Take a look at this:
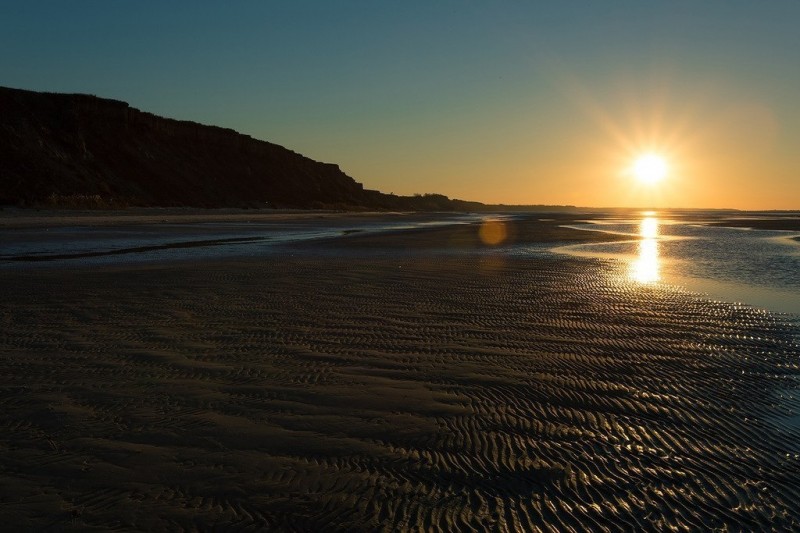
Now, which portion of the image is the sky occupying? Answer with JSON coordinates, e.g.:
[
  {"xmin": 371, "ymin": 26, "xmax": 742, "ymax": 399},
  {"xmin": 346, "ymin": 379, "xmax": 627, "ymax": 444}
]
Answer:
[{"xmin": 2, "ymin": 1, "xmax": 799, "ymax": 209}]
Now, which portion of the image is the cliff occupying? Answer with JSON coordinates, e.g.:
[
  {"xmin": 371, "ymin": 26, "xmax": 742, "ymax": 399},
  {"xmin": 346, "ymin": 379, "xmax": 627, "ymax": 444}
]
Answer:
[{"xmin": 0, "ymin": 86, "xmax": 482, "ymax": 210}]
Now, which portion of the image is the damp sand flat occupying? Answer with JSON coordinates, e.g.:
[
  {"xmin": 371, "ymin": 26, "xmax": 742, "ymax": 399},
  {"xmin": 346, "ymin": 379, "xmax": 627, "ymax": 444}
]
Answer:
[{"xmin": 1, "ymin": 218, "xmax": 799, "ymax": 530}]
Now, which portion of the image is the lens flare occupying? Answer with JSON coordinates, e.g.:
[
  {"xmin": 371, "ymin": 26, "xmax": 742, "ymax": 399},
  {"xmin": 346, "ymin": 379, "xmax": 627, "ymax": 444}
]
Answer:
[{"xmin": 479, "ymin": 219, "xmax": 507, "ymax": 246}]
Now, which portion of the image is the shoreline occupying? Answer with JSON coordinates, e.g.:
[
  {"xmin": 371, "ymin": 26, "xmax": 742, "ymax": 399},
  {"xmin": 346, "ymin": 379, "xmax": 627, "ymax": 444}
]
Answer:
[{"xmin": 0, "ymin": 213, "xmax": 629, "ymax": 267}]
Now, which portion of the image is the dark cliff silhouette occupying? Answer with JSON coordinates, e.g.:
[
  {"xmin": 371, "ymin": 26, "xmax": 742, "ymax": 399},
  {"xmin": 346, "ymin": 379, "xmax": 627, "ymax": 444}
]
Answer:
[{"xmin": 0, "ymin": 86, "xmax": 484, "ymax": 210}]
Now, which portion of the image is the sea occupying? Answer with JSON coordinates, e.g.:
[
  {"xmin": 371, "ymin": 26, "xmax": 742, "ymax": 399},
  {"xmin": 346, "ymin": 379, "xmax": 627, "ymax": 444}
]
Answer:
[
  {"xmin": 552, "ymin": 213, "xmax": 800, "ymax": 318},
  {"xmin": 2, "ymin": 211, "xmax": 799, "ymax": 320}
]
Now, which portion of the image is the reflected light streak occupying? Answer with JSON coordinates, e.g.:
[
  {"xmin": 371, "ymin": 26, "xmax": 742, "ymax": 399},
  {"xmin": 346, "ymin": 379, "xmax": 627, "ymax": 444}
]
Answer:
[
  {"xmin": 640, "ymin": 217, "xmax": 658, "ymax": 239},
  {"xmin": 630, "ymin": 216, "xmax": 660, "ymax": 283}
]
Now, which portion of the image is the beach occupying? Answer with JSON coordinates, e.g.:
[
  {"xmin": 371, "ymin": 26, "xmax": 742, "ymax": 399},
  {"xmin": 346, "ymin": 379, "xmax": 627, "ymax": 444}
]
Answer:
[{"xmin": 1, "ymin": 213, "xmax": 798, "ymax": 530}]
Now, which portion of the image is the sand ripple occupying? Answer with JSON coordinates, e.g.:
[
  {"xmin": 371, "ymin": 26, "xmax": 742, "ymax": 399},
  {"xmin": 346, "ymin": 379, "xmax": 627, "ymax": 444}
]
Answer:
[{"xmin": 1, "ymin": 253, "xmax": 798, "ymax": 530}]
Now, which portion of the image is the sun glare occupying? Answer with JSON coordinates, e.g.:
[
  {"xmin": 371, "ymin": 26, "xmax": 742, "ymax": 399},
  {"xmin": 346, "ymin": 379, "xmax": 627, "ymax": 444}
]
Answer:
[{"xmin": 632, "ymin": 153, "xmax": 668, "ymax": 185}]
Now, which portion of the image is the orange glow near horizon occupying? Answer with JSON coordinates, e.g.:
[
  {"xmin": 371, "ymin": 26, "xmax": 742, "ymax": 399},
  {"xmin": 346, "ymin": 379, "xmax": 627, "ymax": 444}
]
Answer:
[{"xmin": 328, "ymin": 77, "xmax": 797, "ymax": 210}]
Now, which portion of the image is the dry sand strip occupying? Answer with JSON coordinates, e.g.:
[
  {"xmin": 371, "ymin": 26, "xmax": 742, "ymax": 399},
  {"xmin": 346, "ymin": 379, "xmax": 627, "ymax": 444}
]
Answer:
[
  {"xmin": 1, "ymin": 218, "xmax": 799, "ymax": 531},
  {"xmin": 0, "ymin": 208, "xmax": 418, "ymax": 229}
]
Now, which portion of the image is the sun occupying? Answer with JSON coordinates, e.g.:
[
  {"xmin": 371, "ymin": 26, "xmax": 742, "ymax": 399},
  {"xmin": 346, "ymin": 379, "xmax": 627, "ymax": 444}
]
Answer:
[{"xmin": 632, "ymin": 153, "xmax": 668, "ymax": 184}]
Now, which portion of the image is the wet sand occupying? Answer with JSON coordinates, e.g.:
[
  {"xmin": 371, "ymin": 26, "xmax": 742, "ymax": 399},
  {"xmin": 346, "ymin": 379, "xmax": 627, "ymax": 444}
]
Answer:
[{"xmin": 1, "ymin": 216, "xmax": 799, "ymax": 530}]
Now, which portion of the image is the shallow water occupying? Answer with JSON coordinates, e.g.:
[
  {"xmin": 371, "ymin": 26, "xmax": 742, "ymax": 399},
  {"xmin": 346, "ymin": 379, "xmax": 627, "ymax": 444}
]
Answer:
[
  {"xmin": 555, "ymin": 216, "xmax": 800, "ymax": 317},
  {"xmin": 0, "ymin": 214, "xmax": 485, "ymax": 267}
]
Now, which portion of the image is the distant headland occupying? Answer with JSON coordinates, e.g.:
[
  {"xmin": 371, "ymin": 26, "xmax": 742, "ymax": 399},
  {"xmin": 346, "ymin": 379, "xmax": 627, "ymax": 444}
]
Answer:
[{"xmin": 0, "ymin": 86, "xmax": 578, "ymax": 212}]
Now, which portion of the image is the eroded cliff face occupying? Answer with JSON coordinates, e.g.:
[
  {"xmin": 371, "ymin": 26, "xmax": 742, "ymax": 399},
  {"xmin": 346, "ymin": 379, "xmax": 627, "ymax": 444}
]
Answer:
[{"xmin": 0, "ymin": 87, "xmax": 369, "ymax": 208}]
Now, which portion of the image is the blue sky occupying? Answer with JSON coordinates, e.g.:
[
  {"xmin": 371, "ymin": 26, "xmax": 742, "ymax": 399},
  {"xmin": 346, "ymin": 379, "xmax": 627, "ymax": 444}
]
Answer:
[{"xmin": 3, "ymin": 1, "xmax": 799, "ymax": 208}]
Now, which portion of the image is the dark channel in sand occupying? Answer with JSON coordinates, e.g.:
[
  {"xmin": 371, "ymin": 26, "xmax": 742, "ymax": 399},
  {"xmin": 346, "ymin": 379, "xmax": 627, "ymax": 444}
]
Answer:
[
  {"xmin": 1, "ymin": 236, "xmax": 266, "ymax": 262},
  {"xmin": 1, "ymin": 214, "xmax": 798, "ymax": 530}
]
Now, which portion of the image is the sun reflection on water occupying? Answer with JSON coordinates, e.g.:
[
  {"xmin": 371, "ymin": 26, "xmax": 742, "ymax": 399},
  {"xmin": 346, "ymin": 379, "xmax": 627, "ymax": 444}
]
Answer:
[{"xmin": 630, "ymin": 216, "xmax": 660, "ymax": 283}]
